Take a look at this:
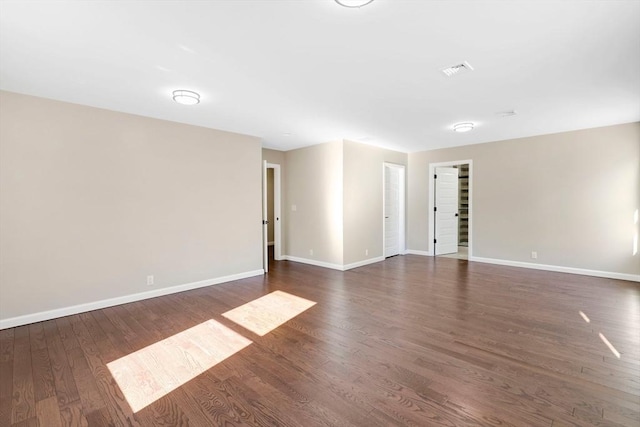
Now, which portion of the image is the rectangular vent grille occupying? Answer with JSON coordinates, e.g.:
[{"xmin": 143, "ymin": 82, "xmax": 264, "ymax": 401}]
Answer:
[{"xmin": 441, "ymin": 61, "xmax": 474, "ymax": 77}]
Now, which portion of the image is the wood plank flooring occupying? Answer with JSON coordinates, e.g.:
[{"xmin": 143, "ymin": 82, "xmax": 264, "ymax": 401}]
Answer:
[{"xmin": 1, "ymin": 255, "xmax": 639, "ymax": 426}]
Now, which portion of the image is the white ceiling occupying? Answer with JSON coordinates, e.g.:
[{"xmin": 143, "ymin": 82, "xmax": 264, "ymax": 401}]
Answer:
[{"xmin": 1, "ymin": 0, "xmax": 638, "ymax": 153}]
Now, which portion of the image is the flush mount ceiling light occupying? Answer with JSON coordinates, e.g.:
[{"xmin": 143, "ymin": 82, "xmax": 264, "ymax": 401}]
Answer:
[
  {"xmin": 172, "ymin": 90, "xmax": 200, "ymax": 105},
  {"xmin": 335, "ymin": 0, "xmax": 375, "ymax": 8},
  {"xmin": 453, "ymin": 122, "xmax": 475, "ymax": 133}
]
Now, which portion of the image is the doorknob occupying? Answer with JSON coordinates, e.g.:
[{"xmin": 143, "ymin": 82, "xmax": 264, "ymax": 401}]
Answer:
[{"xmin": 455, "ymin": 213, "xmax": 459, "ymax": 217}]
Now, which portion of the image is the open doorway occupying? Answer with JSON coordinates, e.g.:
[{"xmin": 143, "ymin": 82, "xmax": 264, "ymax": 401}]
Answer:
[
  {"xmin": 428, "ymin": 160, "xmax": 472, "ymax": 260},
  {"xmin": 262, "ymin": 162, "xmax": 281, "ymax": 273}
]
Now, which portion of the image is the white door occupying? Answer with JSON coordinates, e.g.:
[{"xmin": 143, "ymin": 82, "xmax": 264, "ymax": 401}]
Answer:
[
  {"xmin": 384, "ymin": 165, "xmax": 400, "ymax": 257},
  {"xmin": 435, "ymin": 167, "xmax": 459, "ymax": 255},
  {"xmin": 262, "ymin": 160, "xmax": 268, "ymax": 273}
]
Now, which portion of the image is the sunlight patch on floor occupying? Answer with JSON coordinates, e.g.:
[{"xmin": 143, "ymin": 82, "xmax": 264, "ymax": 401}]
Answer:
[
  {"xmin": 578, "ymin": 311, "xmax": 590, "ymax": 323},
  {"xmin": 598, "ymin": 333, "xmax": 621, "ymax": 359},
  {"xmin": 222, "ymin": 290, "xmax": 316, "ymax": 336},
  {"xmin": 107, "ymin": 319, "xmax": 252, "ymax": 412}
]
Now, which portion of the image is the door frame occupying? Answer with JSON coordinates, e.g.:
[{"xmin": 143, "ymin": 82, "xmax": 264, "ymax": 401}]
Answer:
[
  {"xmin": 263, "ymin": 162, "xmax": 283, "ymax": 273},
  {"xmin": 383, "ymin": 162, "xmax": 406, "ymax": 257},
  {"xmin": 428, "ymin": 159, "xmax": 473, "ymax": 257},
  {"xmin": 262, "ymin": 160, "xmax": 268, "ymax": 273},
  {"xmin": 267, "ymin": 163, "xmax": 282, "ymax": 261}
]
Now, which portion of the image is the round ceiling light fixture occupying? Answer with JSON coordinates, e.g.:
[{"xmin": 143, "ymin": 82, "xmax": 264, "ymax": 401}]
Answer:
[
  {"xmin": 172, "ymin": 90, "xmax": 200, "ymax": 105},
  {"xmin": 335, "ymin": 0, "xmax": 375, "ymax": 8},
  {"xmin": 453, "ymin": 122, "xmax": 475, "ymax": 133}
]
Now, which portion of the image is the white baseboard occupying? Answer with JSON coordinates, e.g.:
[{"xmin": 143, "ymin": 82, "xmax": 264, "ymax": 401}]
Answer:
[
  {"xmin": 469, "ymin": 256, "xmax": 640, "ymax": 282},
  {"xmin": 0, "ymin": 269, "xmax": 265, "ymax": 330},
  {"xmin": 281, "ymin": 255, "xmax": 385, "ymax": 271},
  {"xmin": 343, "ymin": 256, "xmax": 385, "ymax": 271},
  {"xmin": 281, "ymin": 256, "xmax": 344, "ymax": 271},
  {"xmin": 405, "ymin": 249, "xmax": 432, "ymax": 256}
]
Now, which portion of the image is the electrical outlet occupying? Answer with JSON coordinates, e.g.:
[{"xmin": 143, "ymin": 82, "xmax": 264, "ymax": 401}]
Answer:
[
  {"xmin": 147, "ymin": 275, "xmax": 154, "ymax": 286},
  {"xmin": 365, "ymin": 249, "xmax": 369, "ymax": 256},
  {"xmin": 531, "ymin": 251, "xmax": 537, "ymax": 259},
  {"xmin": 309, "ymin": 249, "xmax": 313, "ymax": 256},
  {"xmin": 291, "ymin": 205, "xmax": 297, "ymax": 211}
]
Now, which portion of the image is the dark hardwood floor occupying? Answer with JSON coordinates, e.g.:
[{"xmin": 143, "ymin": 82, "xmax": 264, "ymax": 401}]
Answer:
[{"xmin": 1, "ymin": 254, "xmax": 639, "ymax": 426}]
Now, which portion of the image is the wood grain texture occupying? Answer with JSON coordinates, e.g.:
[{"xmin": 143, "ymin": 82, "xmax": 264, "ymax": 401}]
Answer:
[
  {"xmin": 58, "ymin": 401, "xmax": 89, "ymax": 427},
  {"xmin": 2, "ymin": 254, "xmax": 639, "ymax": 426},
  {"xmin": 0, "ymin": 328, "xmax": 15, "ymax": 426},
  {"xmin": 35, "ymin": 395, "xmax": 63, "ymax": 427},
  {"xmin": 11, "ymin": 326, "xmax": 34, "ymax": 423},
  {"xmin": 42, "ymin": 321, "xmax": 80, "ymax": 410},
  {"xmin": 29, "ymin": 323, "xmax": 55, "ymax": 403}
]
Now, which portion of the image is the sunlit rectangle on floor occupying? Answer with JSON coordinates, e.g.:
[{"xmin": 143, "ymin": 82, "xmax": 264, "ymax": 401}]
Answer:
[
  {"xmin": 579, "ymin": 310, "xmax": 590, "ymax": 323},
  {"xmin": 107, "ymin": 319, "xmax": 252, "ymax": 412},
  {"xmin": 598, "ymin": 332, "xmax": 621, "ymax": 359},
  {"xmin": 222, "ymin": 290, "xmax": 316, "ymax": 336}
]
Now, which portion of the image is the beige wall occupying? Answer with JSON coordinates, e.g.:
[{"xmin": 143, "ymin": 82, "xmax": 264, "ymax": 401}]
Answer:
[
  {"xmin": 4, "ymin": 91, "xmax": 633, "ymax": 326},
  {"xmin": 408, "ymin": 122, "xmax": 640, "ymax": 276},
  {"xmin": 284, "ymin": 140, "xmax": 406, "ymax": 268},
  {"xmin": 262, "ymin": 148, "xmax": 285, "ymax": 166},
  {"xmin": 0, "ymin": 91, "xmax": 263, "ymax": 322},
  {"xmin": 284, "ymin": 141, "xmax": 344, "ymax": 266},
  {"xmin": 343, "ymin": 140, "xmax": 407, "ymax": 265}
]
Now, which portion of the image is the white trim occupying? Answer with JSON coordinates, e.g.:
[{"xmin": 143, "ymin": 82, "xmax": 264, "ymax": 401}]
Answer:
[
  {"xmin": 469, "ymin": 256, "xmax": 640, "ymax": 282},
  {"xmin": 343, "ymin": 256, "xmax": 385, "ymax": 271},
  {"xmin": 383, "ymin": 162, "xmax": 406, "ymax": 258},
  {"xmin": 405, "ymin": 249, "xmax": 431, "ymax": 256},
  {"xmin": 282, "ymin": 255, "xmax": 344, "ymax": 271},
  {"xmin": 262, "ymin": 160, "xmax": 268, "ymax": 273},
  {"xmin": 282, "ymin": 255, "xmax": 385, "ymax": 271},
  {"xmin": 268, "ymin": 241, "xmax": 274, "ymax": 246},
  {"xmin": 266, "ymin": 163, "xmax": 282, "ymax": 261},
  {"xmin": 0, "ymin": 269, "xmax": 264, "ymax": 330},
  {"xmin": 429, "ymin": 160, "xmax": 472, "ymax": 258}
]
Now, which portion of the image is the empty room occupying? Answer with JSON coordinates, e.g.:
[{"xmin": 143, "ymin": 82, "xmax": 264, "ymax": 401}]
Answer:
[{"xmin": 0, "ymin": 1, "xmax": 638, "ymax": 426}]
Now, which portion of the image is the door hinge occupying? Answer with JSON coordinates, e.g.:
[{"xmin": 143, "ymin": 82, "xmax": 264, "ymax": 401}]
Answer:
[
  {"xmin": 434, "ymin": 174, "xmax": 437, "ymax": 179},
  {"xmin": 434, "ymin": 239, "xmax": 437, "ymax": 244},
  {"xmin": 434, "ymin": 207, "xmax": 437, "ymax": 212},
  {"xmin": 262, "ymin": 220, "xmax": 268, "ymax": 225}
]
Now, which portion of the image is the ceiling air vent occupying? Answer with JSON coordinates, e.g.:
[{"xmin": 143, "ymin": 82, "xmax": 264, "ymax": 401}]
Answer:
[{"xmin": 441, "ymin": 61, "xmax": 474, "ymax": 77}]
